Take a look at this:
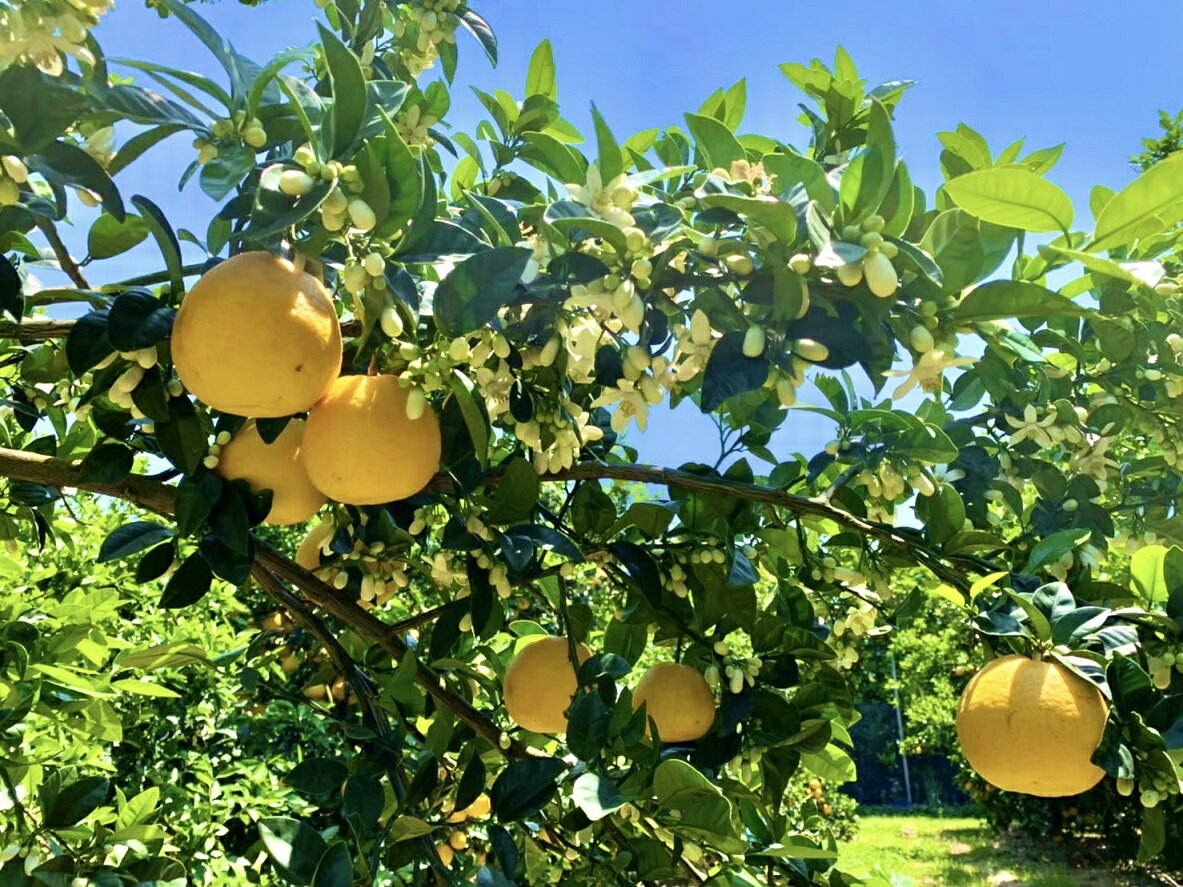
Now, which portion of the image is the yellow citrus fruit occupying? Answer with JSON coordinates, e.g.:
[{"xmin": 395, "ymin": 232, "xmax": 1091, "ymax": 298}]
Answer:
[
  {"xmin": 301, "ymin": 374, "xmax": 441, "ymax": 505},
  {"xmin": 447, "ymin": 793, "xmax": 491, "ymax": 823},
  {"xmin": 172, "ymin": 251, "xmax": 342, "ymax": 417},
  {"xmin": 503, "ymin": 636, "xmax": 590, "ymax": 734},
  {"xmin": 956, "ymin": 654, "xmax": 1108, "ymax": 797},
  {"xmin": 632, "ymin": 662, "xmax": 716, "ymax": 742},
  {"xmin": 447, "ymin": 831, "xmax": 468, "ymax": 851},
  {"xmin": 435, "ymin": 842, "xmax": 454, "ymax": 867},
  {"xmin": 215, "ymin": 419, "xmax": 324, "ymax": 525}
]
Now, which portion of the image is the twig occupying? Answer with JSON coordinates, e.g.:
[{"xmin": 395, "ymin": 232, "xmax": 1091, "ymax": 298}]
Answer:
[{"xmin": 35, "ymin": 217, "xmax": 89, "ymax": 289}]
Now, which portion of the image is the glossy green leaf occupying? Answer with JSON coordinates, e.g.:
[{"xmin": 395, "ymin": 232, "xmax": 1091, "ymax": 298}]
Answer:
[{"xmin": 944, "ymin": 168, "xmax": 1073, "ymax": 232}]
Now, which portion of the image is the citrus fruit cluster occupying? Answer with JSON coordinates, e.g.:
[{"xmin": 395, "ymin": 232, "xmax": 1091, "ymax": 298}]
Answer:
[
  {"xmin": 503, "ymin": 636, "xmax": 717, "ymax": 742},
  {"xmin": 171, "ymin": 251, "xmax": 442, "ymax": 522}
]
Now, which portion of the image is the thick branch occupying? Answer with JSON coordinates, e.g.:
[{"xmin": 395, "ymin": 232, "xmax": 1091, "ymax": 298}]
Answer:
[{"xmin": 0, "ymin": 318, "xmax": 81, "ymax": 341}]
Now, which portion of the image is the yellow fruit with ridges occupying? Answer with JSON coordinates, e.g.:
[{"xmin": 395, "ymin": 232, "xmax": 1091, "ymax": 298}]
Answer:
[
  {"xmin": 503, "ymin": 636, "xmax": 590, "ymax": 734},
  {"xmin": 301, "ymin": 375, "xmax": 441, "ymax": 505},
  {"xmin": 633, "ymin": 662, "xmax": 717, "ymax": 742},
  {"xmin": 215, "ymin": 419, "xmax": 324, "ymax": 525},
  {"xmin": 172, "ymin": 252, "xmax": 342, "ymax": 417},
  {"xmin": 956, "ymin": 655, "xmax": 1108, "ymax": 797}
]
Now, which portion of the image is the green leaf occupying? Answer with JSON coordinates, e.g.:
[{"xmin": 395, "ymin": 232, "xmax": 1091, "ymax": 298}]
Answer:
[
  {"xmin": 566, "ymin": 690, "xmax": 611, "ymax": 759},
  {"xmin": 894, "ymin": 423, "xmax": 958, "ymax": 464},
  {"xmin": 106, "ymin": 289, "xmax": 175, "ymax": 350},
  {"xmin": 45, "ymin": 776, "xmax": 109, "ymax": 827},
  {"xmin": 387, "ymin": 815, "xmax": 434, "ymax": 842},
  {"xmin": 111, "ymin": 678, "xmax": 181, "ymax": 698},
  {"xmin": 36, "ymin": 140, "xmax": 125, "ymax": 221},
  {"xmin": 115, "ymin": 641, "xmax": 207, "ymax": 670},
  {"xmin": 1130, "ymin": 545, "xmax": 1170, "ymax": 603},
  {"xmin": 199, "ymin": 143, "xmax": 256, "ymax": 201},
  {"xmin": 130, "ymin": 195, "xmax": 184, "ymax": 302},
  {"xmin": 525, "ymin": 40, "xmax": 556, "ymax": 100},
  {"xmin": 943, "ymin": 168, "xmax": 1073, "ymax": 233},
  {"xmin": 98, "ymin": 521, "xmax": 175, "ymax": 563},
  {"xmin": 1026, "ymin": 527, "xmax": 1091, "ymax": 573},
  {"xmin": 458, "ymin": 8, "xmax": 497, "ymax": 65},
  {"xmin": 78, "ymin": 443, "xmax": 134, "ymax": 485},
  {"xmin": 697, "ymin": 194, "xmax": 796, "ymax": 243},
  {"xmin": 162, "ymin": 0, "xmax": 249, "ymax": 100},
  {"xmin": 684, "ymin": 112, "xmax": 746, "ymax": 171},
  {"xmin": 590, "ymin": 103, "xmax": 623, "ymax": 184},
  {"xmin": 800, "ymin": 745, "xmax": 857, "ymax": 784},
  {"xmin": 259, "ymin": 816, "xmax": 327, "ymax": 886},
  {"xmin": 484, "ymin": 457, "xmax": 540, "ymax": 525},
  {"xmin": 700, "ymin": 332, "xmax": 769, "ymax": 413},
  {"xmin": 490, "ymin": 757, "xmax": 565, "ymax": 821},
  {"xmin": 1138, "ymin": 806, "xmax": 1165, "ymax": 864},
  {"xmin": 312, "ymin": 843, "xmax": 352, "ymax": 887},
  {"xmin": 286, "ymin": 758, "xmax": 348, "ymax": 796},
  {"xmin": 88, "ymin": 213, "xmax": 150, "ymax": 260},
  {"xmin": 1091, "ymin": 151, "xmax": 1183, "ymax": 251},
  {"xmin": 571, "ymin": 773, "xmax": 629, "ymax": 821},
  {"xmin": 158, "ymin": 552, "xmax": 213, "ymax": 609},
  {"xmin": 954, "ymin": 281, "xmax": 1090, "ymax": 323},
  {"xmin": 433, "ymin": 246, "xmax": 530, "ymax": 336},
  {"xmin": 316, "ymin": 23, "xmax": 369, "ymax": 157}
]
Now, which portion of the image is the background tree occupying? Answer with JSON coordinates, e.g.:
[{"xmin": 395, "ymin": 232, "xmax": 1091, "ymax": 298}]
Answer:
[{"xmin": 1, "ymin": 1, "xmax": 1183, "ymax": 885}]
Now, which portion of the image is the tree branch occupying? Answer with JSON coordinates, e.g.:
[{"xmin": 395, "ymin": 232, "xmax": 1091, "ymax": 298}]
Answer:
[
  {"xmin": 0, "ymin": 318, "xmax": 79, "ymax": 341},
  {"xmin": 35, "ymin": 218, "xmax": 89, "ymax": 290},
  {"xmin": 0, "ymin": 446, "xmax": 527, "ymax": 760}
]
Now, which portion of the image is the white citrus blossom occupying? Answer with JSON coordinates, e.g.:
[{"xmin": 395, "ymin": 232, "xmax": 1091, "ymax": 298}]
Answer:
[
  {"xmin": 592, "ymin": 379, "xmax": 650, "ymax": 433},
  {"xmin": 566, "ymin": 163, "xmax": 636, "ymax": 229},
  {"xmin": 1004, "ymin": 404, "xmax": 1059, "ymax": 449},
  {"xmin": 885, "ymin": 346, "xmax": 975, "ymax": 399}
]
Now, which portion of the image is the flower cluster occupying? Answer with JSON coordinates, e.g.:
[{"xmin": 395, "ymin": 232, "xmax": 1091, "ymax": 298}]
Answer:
[
  {"xmin": 391, "ymin": 0, "xmax": 463, "ymax": 77},
  {"xmin": 0, "ymin": 0, "xmax": 112, "ymax": 75}
]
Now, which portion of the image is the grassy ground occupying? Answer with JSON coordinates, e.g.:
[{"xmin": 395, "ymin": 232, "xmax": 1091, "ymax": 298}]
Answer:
[{"xmin": 840, "ymin": 814, "xmax": 1166, "ymax": 886}]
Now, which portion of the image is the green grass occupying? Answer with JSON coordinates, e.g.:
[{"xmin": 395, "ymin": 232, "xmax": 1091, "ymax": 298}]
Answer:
[{"xmin": 840, "ymin": 814, "xmax": 1160, "ymax": 886}]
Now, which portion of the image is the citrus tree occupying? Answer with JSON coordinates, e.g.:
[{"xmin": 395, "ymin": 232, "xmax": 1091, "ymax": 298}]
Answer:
[{"xmin": 1, "ymin": 1, "xmax": 1183, "ymax": 884}]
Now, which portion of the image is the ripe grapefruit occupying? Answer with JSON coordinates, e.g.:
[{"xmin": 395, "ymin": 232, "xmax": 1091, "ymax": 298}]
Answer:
[
  {"xmin": 503, "ymin": 636, "xmax": 590, "ymax": 734},
  {"xmin": 172, "ymin": 251, "xmax": 342, "ymax": 417},
  {"xmin": 956, "ymin": 654, "xmax": 1108, "ymax": 797},
  {"xmin": 301, "ymin": 374, "xmax": 441, "ymax": 505},
  {"xmin": 216, "ymin": 419, "xmax": 324, "ymax": 525},
  {"xmin": 633, "ymin": 662, "xmax": 716, "ymax": 742}
]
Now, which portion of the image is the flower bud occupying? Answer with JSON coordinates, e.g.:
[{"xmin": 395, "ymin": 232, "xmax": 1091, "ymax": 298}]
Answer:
[
  {"xmin": 1116, "ymin": 778, "xmax": 1135, "ymax": 797},
  {"xmin": 347, "ymin": 199, "xmax": 377, "ymax": 232},
  {"xmin": 862, "ymin": 214, "xmax": 886, "ymax": 233},
  {"xmin": 448, "ymin": 338, "xmax": 471, "ymax": 362},
  {"xmin": 294, "ymin": 143, "xmax": 317, "ymax": 167},
  {"xmin": 864, "ymin": 252, "xmax": 898, "ymax": 298},
  {"xmin": 690, "ymin": 309, "xmax": 712, "ymax": 345},
  {"xmin": 278, "ymin": 170, "xmax": 315, "ymax": 197},
  {"xmin": 742, "ymin": 325, "xmax": 766, "ymax": 358},
  {"xmin": 724, "ymin": 253, "xmax": 754, "ymax": 276},
  {"xmin": 909, "ymin": 325, "xmax": 934, "ymax": 353},
  {"xmin": 859, "ymin": 231, "xmax": 883, "ymax": 250},
  {"xmin": 323, "ymin": 188, "xmax": 349, "ymax": 215},
  {"xmin": 1, "ymin": 156, "xmax": 28, "ymax": 183},
  {"xmin": 776, "ymin": 378, "xmax": 797, "ymax": 407},
  {"xmin": 879, "ymin": 240, "xmax": 899, "ymax": 259},
  {"xmin": 243, "ymin": 125, "xmax": 267, "ymax": 148},
  {"xmin": 405, "ymin": 387, "xmax": 427, "ymax": 420},
  {"xmin": 792, "ymin": 338, "xmax": 829, "ymax": 362},
  {"xmin": 538, "ymin": 336, "xmax": 561, "ymax": 367},
  {"xmin": 836, "ymin": 261, "xmax": 863, "ymax": 287},
  {"xmin": 342, "ymin": 264, "xmax": 368, "ymax": 295},
  {"xmin": 0, "ymin": 179, "xmax": 20, "ymax": 207},
  {"xmin": 373, "ymin": 306, "xmax": 402, "ymax": 341},
  {"xmin": 788, "ymin": 252, "xmax": 812, "ymax": 274}
]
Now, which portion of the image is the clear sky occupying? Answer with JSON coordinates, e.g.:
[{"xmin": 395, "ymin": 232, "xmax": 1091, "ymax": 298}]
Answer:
[{"xmin": 70, "ymin": 0, "xmax": 1183, "ymax": 468}]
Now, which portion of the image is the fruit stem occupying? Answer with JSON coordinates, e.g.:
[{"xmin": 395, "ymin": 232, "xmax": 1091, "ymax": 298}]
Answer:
[{"xmin": 367, "ymin": 354, "xmax": 378, "ymax": 376}]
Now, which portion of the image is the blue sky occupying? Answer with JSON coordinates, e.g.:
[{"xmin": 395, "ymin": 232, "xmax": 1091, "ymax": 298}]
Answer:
[{"xmin": 68, "ymin": 0, "xmax": 1182, "ymax": 468}]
